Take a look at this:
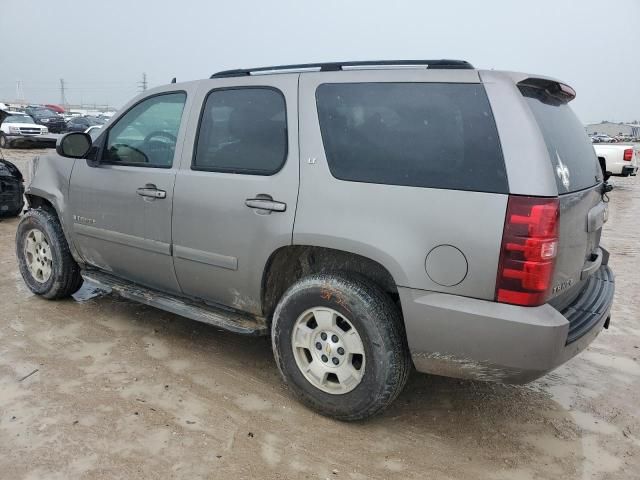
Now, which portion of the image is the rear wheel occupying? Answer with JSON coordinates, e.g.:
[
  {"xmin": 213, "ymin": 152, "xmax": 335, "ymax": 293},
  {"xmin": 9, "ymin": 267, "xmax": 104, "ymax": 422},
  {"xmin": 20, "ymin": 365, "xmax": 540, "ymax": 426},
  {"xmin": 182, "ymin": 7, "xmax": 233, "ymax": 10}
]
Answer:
[
  {"xmin": 15, "ymin": 208, "xmax": 83, "ymax": 299},
  {"xmin": 272, "ymin": 273, "xmax": 411, "ymax": 421}
]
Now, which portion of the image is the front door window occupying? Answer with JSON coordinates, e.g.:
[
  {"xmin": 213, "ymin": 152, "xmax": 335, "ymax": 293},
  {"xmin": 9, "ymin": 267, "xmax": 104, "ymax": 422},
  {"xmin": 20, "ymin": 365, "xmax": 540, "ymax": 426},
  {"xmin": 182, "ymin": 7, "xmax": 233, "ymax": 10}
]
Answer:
[{"xmin": 104, "ymin": 92, "xmax": 186, "ymax": 168}]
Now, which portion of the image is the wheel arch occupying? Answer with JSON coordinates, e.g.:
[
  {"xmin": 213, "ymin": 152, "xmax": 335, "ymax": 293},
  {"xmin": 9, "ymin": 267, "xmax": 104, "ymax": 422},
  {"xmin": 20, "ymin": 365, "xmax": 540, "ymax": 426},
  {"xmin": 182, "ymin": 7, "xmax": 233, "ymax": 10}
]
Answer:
[
  {"xmin": 261, "ymin": 245, "xmax": 401, "ymax": 321},
  {"xmin": 25, "ymin": 192, "xmax": 84, "ymax": 265},
  {"xmin": 26, "ymin": 193, "xmax": 57, "ymax": 214}
]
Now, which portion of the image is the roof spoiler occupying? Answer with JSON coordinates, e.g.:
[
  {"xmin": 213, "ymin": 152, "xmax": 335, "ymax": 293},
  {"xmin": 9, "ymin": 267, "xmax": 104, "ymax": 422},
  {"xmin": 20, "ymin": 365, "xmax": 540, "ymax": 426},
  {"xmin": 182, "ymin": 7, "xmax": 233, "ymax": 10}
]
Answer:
[{"xmin": 517, "ymin": 77, "xmax": 576, "ymax": 103}]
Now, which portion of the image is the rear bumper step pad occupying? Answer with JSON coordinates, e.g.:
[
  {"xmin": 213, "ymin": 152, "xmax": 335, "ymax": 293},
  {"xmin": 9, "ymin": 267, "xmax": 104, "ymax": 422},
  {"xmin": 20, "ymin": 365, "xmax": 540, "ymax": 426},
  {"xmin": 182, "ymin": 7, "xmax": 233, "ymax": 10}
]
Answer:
[{"xmin": 561, "ymin": 265, "xmax": 614, "ymax": 344}]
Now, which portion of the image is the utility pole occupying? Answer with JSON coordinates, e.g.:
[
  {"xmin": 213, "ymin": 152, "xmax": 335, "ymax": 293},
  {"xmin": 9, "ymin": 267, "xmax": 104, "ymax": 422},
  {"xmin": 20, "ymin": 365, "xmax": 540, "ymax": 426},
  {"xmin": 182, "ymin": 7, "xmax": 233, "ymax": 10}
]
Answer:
[
  {"xmin": 138, "ymin": 73, "xmax": 148, "ymax": 92},
  {"xmin": 59, "ymin": 78, "xmax": 68, "ymax": 109},
  {"xmin": 16, "ymin": 80, "xmax": 25, "ymax": 104}
]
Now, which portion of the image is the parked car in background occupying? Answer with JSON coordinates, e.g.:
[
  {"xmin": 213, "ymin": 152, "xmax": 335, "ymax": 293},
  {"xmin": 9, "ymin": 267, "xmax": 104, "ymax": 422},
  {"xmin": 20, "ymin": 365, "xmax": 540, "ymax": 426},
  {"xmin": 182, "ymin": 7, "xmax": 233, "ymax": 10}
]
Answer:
[
  {"xmin": 594, "ymin": 144, "xmax": 638, "ymax": 176},
  {"xmin": 66, "ymin": 115, "xmax": 105, "ymax": 132},
  {"xmin": 0, "ymin": 110, "xmax": 48, "ymax": 148},
  {"xmin": 44, "ymin": 104, "xmax": 65, "ymax": 114},
  {"xmin": 25, "ymin": 106, "xmax": 66, "ymax": 133},
  {"xmin": 592, "ymin": 134, "xmax": 614, "ymax": 143},
  {"xmin": 17, "ymin": 60, "xmax": 615, "ymax": 420}
]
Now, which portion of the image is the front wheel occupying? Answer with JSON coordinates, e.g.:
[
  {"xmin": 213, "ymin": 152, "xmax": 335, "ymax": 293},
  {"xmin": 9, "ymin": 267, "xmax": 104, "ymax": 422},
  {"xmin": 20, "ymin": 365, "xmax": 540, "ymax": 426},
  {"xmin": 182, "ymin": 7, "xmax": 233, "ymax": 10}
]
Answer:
[
  {"xmin": 272, "ymin": 273, "xmax": 411, "ymax": 421},
  {"xmin": 0, "ymin": 133, "xmax": 9, "ymax": 149},
  {"xmin": 15, "ymin": 208, "xmax": 83, "ymax": 299}
]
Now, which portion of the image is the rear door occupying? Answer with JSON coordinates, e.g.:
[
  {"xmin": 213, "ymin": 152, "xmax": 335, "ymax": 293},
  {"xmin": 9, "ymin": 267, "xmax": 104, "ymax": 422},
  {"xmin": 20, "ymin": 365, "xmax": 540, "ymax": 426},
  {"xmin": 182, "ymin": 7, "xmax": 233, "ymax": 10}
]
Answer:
[
  {"xmin": 171, "ymin": 74, "xmax": 299, "ymax": 315},
  {"xmin": 518, "ymin": 82, "xmax": 606, "ymax": 307}
]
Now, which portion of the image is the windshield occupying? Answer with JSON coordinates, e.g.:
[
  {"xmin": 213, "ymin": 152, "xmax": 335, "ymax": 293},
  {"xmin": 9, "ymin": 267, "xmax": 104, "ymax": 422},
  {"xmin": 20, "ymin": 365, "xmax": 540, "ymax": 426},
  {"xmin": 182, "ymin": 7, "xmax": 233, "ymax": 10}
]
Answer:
[{"xmin": 5, "ymin": 115, "xmax": 34, "ymax": 124}]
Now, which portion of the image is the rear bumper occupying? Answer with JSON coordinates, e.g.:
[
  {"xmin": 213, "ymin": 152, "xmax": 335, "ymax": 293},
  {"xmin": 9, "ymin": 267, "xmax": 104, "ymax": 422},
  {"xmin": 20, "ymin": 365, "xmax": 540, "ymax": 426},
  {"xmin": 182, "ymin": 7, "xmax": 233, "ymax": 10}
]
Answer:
[
  {"xmin": 399, "ymin": 264, "xmax": 615, "ymax": 384},
  {"xmin": 621, "ymin": 165, "xmax": 637, "ymax": 176}
]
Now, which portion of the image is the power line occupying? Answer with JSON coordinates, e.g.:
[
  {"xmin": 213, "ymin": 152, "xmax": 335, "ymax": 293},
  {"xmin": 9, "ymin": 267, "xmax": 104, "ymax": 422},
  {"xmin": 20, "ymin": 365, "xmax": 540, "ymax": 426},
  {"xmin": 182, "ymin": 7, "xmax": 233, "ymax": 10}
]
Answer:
[
  {"xmin": 138, "ymin": 72, "xmax": 148, "ymax": 92},
  {"xmin": 2, "ymin": 75, "xmax": 144, "ymax": 106},
  {"xmin": 60, "ymin": 78, "xmax": 68, "ymax": 108},
  {"xmin": 16, "ymin": 80, "xmax": 25, "ymax": 102}
]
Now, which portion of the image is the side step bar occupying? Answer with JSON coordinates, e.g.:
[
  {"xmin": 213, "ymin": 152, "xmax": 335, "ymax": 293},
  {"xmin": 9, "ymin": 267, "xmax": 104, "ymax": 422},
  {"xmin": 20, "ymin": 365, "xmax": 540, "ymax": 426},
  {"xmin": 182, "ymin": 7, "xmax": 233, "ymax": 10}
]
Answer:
[{"xmin": 81, "ymin": 270, "xmax": 268, "ymax": 336}]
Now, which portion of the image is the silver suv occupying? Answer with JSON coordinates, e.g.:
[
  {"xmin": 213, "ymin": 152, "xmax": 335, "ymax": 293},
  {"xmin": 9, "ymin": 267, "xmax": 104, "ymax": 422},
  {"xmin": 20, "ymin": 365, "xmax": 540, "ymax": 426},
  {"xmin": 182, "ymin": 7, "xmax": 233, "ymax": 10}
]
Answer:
[{"xmin": 16, "ymin": 60, "xmax": 615, "ymax": 420}]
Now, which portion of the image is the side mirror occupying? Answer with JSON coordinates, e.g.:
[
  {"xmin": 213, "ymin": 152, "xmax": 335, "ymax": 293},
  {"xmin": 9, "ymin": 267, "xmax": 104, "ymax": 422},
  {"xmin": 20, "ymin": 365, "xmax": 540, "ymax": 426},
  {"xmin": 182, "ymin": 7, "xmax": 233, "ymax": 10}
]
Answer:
[{"xmin": 56, "ymin": 132, "xmax": 92, "ymax": 159}]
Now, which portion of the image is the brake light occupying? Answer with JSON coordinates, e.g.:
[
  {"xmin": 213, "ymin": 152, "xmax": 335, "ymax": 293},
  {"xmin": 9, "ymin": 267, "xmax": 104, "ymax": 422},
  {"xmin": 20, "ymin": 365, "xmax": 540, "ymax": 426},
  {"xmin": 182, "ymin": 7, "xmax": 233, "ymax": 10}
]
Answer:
[
  {"xmin": 558, "ymin": 83, "xmax": 576, "ymax": 100},
  {"xmin": 623, "ymin": 149, "xmax": 633, "ymax": 161},
  {"xmin": 496, "ymin": 196, "xmax": 559, "ymax": 306}
]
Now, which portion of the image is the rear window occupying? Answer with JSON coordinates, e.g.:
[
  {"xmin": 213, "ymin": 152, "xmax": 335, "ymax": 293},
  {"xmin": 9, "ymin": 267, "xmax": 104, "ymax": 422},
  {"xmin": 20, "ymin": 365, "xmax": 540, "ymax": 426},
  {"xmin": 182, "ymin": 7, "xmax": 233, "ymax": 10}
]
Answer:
[
  {"xmin": 520, "ymin": 86, "xmax": 601, "ymax": 193},
  {"xmin": 315, "ymin": 83, "xmax": 507, "ymax": 193}
]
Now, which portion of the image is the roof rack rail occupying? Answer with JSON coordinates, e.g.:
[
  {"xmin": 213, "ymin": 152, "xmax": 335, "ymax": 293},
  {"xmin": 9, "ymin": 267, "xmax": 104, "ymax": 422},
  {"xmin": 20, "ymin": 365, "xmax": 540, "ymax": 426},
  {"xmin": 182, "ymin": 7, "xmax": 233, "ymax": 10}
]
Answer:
[{"xmin": 210, "ymin": 59, "xmax": 473, "ymax": 78}]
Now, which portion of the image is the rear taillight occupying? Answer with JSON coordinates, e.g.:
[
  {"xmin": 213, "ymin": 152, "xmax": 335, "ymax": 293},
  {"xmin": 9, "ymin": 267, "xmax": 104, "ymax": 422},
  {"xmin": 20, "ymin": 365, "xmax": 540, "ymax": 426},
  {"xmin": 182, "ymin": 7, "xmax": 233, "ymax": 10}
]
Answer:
[
  {"xmin": 623, "ymin": 148, "xmax": 633, "ymax": 161},
  {"xmin": 496, "ymin": 195, "xmax": 559, "ymax": 307}
]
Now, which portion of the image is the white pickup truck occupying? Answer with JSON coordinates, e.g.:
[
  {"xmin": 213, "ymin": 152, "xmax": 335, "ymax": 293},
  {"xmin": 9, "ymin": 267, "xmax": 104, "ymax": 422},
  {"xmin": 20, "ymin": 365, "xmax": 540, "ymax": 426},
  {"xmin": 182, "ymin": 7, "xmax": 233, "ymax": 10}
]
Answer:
[
  {"xmin": 594, "ymin": 144, "xmax": 638, "ymax": 177},
  {"xmin": 0, "ymin": 110, "xmax": 48, "ymax": 148}
]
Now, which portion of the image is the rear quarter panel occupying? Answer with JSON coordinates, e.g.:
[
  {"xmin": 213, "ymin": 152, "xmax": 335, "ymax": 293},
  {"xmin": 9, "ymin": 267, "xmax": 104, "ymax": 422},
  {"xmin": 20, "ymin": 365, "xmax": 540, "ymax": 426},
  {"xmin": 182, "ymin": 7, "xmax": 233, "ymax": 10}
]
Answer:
[
  {"xmin": 295, "ymin": 70, "xmax": 508, "ymax": 300},
  {"xmin": 479, "ymin": 70, "xmax": 558, "ymax": 197}
]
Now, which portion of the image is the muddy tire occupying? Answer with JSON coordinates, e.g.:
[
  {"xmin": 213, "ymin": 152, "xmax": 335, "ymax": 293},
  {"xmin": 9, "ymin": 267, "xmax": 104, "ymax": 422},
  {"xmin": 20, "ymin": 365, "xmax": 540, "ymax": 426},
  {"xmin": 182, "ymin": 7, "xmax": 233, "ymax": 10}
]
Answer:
[
  {"xmin": 15, "ymin": 208, "xmax": 83, "ymax": 299},
  {"xmin": 272, "ymin": 273, "xmax": 411, "ymax": 421}
]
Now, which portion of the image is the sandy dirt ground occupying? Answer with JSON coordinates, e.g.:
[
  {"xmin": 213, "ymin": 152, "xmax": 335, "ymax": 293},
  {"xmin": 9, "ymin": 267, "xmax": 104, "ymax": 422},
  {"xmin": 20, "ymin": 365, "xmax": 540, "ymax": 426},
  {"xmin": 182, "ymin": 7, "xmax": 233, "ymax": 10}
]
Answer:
[{"xmin": 0, "ymin": 148, "xmax": 639, "ymax": 480}]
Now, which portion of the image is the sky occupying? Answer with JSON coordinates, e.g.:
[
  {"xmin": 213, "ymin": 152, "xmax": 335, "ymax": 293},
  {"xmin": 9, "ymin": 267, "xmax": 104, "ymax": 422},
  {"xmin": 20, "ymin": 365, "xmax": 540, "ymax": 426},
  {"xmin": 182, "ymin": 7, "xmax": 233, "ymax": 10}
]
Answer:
[{"xmin": 1, "ymin": 0, "xmax": 639, "ymax": 123}]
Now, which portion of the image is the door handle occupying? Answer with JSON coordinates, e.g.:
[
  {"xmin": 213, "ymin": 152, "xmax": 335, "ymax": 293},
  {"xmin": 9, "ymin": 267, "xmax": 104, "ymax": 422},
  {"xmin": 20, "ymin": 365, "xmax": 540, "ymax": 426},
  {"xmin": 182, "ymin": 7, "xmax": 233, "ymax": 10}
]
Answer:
[
  {"xmin": 245, "ymin": 197, "xmax": 286, "ymax": 212},
  {"xmin": 136, "ymin": 186, "xmax": 167, "ymax": 199}
]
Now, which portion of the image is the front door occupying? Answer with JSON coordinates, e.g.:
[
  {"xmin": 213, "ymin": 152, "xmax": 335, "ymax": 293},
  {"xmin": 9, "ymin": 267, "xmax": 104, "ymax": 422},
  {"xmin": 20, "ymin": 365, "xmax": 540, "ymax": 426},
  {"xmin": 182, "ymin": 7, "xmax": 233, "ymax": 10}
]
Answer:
[
  {"xmin": 172, "ymin": 75, "xmax": 299, "ymax": 315},
  {"xmin": 69, "ymin": 90, "xmax": 190, "ymax": 293}
]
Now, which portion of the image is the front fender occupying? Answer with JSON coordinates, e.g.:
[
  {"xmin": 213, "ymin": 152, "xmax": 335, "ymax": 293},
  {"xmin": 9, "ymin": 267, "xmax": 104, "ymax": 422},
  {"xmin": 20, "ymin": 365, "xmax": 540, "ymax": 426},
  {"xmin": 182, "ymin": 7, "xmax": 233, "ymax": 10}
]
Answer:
[{"xmin": 26, "ymin": 154, "xmax": 82, "ymax": 263}]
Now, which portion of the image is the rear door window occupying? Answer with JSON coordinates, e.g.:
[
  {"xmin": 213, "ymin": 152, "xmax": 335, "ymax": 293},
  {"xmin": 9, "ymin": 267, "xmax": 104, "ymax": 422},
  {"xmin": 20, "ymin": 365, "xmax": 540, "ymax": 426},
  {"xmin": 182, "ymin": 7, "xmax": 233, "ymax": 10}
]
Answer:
[
  {"xmin": 315, "ymin": 83, "xmax": 507, "ymax": 193},
  {"xmin": 193, "ymin": 88, "xmax": 287, "ymax": 175},
  {"xmin": 520, "ymin": 86, "xmax": 600, "ymax": 193}
]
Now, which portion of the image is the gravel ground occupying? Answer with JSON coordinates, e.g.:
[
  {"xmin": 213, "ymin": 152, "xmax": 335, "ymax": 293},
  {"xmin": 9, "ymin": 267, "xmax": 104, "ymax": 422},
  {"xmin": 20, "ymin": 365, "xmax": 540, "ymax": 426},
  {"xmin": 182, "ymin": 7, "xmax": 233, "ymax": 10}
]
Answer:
[{"xmin": 1, "ymin": 148, "xmax": 639, "ymax": 480}]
